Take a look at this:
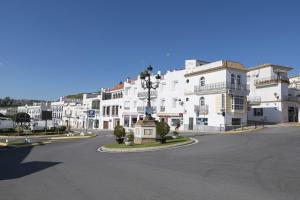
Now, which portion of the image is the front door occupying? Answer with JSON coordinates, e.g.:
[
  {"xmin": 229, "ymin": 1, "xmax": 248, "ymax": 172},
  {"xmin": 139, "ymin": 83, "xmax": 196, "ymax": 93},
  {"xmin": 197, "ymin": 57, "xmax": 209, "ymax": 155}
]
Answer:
[
  {"xmin": 103, "ymin": 121, "xmax": 109, "ymax": 129},
  {"xmin": 188, "ymin": 117, "xmax": 193, "ymax": 130},
  {"xmin": 288, "ymin": 107, "xmax": 298, "ymax": 122}
]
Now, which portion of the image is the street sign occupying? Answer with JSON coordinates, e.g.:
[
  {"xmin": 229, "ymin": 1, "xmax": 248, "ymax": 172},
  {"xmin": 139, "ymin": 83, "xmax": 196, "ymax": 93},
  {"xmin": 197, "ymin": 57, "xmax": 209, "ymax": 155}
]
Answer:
[{"xmin": 88, "ymin": 110, "xmax": 95, "ymax": 118}]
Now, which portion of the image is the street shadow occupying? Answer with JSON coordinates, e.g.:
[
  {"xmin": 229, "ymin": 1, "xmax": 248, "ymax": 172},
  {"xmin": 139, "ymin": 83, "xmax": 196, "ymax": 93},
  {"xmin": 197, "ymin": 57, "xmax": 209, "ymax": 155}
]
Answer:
[{"xmin": 0, "ymin": 146, "xmax": 61, "ymax": 180}]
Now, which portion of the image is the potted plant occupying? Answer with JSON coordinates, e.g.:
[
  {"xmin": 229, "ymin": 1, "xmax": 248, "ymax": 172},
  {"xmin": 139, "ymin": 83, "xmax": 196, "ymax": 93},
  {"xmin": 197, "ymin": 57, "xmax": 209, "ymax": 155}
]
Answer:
[
  {"xmin": 156, "ymin": 121, "xmax": 170, "ymax": 144},
  {"xmin": 125, "ymin": 131, "xmax": 134, "ymax": 146},
  {"xmin": 114, "ymin": 125, "xmax": 126, "ymax": 144}
]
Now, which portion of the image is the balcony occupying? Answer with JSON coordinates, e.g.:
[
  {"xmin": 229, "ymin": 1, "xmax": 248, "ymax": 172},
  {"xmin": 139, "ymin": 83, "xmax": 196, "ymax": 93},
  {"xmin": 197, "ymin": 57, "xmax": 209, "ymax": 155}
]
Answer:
[
  {"xmin": 194, "ymin": 82, "xmax": 248, "ymax": 95},
  {"xmin": 194, "ymin": 105, "xmax": 209, "ymax": 115},
  {"xmin": 283, "ymin": 96, "xmax": 300, "ymax": 102},
  {"xmin": 124, "ymin": 107, "xmax": 130, "ymax": 110},
  {"xmin": 137, "ymin": 91, "xmax": 158, "ymax": 99},
  {"xmin": 254, "ymin": 76, "xmax": 289, "ymax": 87},
  {"xmin": 137, "ymin": 106, "xmax": 157, "ymax": 113},
  {"xmin": 247, "ymin": 96, "xmax": 261, "ymax": 105},
  {"xmin": 160, "ymin": 106, "xmax": 165, "ymax": 112}
]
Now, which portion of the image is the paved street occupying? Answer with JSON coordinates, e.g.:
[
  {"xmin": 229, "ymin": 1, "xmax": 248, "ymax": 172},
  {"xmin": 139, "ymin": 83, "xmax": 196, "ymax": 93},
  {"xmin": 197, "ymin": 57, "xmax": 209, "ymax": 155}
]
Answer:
[{"xmin": 1, "ymin": 126, "xmax": 300, "ymax": 200}]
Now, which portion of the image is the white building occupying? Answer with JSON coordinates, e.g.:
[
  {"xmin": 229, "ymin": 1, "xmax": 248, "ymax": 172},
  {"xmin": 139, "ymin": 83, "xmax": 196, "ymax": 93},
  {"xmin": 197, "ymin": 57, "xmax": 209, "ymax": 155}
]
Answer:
[
  {"xmin": 82, "ymin": 93, "xmax": 101, "ymax": 129},
  {"xmin": 0, "ymin": 107, "xmax": 17, "ymax": 116},
  {"xmin": 62, "ymin": 101, "xmax": 85, "ymax": 129},
  {"xmin": 51, "ymin": 97, "xmax": 81, "ymax": 126},
  {"xmin": 184, "ymin": 60, "xmax": 249, "ymax": 131},
  {"xmin": 247, "ymin": 64, "xmax": 299, "ymax": 123},
  {"xmin": 100, "ymin": 83, "xmax": 124, "ymax": 129},
  {"xmin": 18, "ymin": 102, "xmax": 51, "ymax": 121}
]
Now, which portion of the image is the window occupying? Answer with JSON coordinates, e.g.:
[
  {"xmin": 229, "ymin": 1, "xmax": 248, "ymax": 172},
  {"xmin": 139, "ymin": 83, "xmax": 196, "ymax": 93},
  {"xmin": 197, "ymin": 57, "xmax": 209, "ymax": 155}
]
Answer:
[
  {"xmin": 232, "ymin": 96, "xmax": 244, "ymax": 110},
  {"xmin": 186, "ymin": 79, "xmax": 189, "ymax": 83},
  {"xmin": 92, "ymin": 100, "xmax": 100, "ymax": 109},
  {"xmin": 171, "ymin": 118, "xmax": 181, "ymax": 126},
  {"xmin": 237, "ymin": 75, "xmax": 241, "ymax": 85},
  {"xmin": 115, "ymin": 106, "xmax": 119, "ymax": 115},
  {"xmin": 200, "ymin": 77, "xmax": 205, "ymax": 87},
  {"xmin": 124, "ymin": 116, "xmax": 130, "ymax": 127},
  {"xmin": 106, "ymin": 106, "xmax": 110, "ymax": 116},
  {"xmin": 186, "ymin": 98, "xmax": 189, "ymax": 102},
  {"xmin": 200, "ymin": 97, "xmax": 205, "ymax": 106},
  {"xmin": 112, "ymin": 106, "xmax": 115, "ymax": 116},
  {"xmin": 133, "ymin": 101, "xmax": 137, "ymax": 108},
  {"xmin": 232, "ymin": 118, "xmax": 241, "ymax": 125},
  {"xmin": 253, "ymin": 108, "xmax": 263, "ymax": 116},
  {"xmin": 196, "ymin": 118, "xmax": 208, "ymax": 125},
  {"xmin": 124, "ymin": 101, "xmax": 130, "ymax": 110},
  {"xmin": 131, "ymin": 117, "xmax": 137, "ymax": 127},
  {"xmin": 95, "ymin": 120, "xmax": 99, "ymax": 128},
  {"xmin": 231, "ymin": 74, "xmax": 235, "ymax": 85}
]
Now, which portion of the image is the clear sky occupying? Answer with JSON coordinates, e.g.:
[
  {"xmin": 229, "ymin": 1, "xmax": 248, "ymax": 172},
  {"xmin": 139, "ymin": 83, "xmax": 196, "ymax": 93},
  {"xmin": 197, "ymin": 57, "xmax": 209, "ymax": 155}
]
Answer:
[{"xmin": 0, "ymin": 0, "xmax": 299, "ymax": 100}]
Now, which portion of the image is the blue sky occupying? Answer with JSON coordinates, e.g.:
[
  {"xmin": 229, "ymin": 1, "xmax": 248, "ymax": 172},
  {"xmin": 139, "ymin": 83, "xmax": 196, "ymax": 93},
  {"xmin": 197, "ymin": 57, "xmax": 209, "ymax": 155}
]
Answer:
[{"xmin": 0, "ymin": 0, "xmax": 300, "ymax": 100}]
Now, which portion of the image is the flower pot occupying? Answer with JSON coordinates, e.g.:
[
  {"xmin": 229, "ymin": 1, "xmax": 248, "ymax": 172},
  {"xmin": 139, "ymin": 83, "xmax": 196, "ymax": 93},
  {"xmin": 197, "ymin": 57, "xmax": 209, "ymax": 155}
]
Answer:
[
  {"xmin": 116, "ymin": 138, "xmax": 124, "ymax": 144},
  {"xmin": 125, "ymin": 141, "xmax": 133, "ymax": 146}
]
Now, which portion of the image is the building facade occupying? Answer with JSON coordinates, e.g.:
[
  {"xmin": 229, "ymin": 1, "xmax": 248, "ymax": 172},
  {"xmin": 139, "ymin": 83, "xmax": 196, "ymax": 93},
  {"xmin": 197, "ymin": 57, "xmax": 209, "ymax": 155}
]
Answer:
[{"xmin": 247, "ymin": 64, "xmax": 299, "ymax": 123}]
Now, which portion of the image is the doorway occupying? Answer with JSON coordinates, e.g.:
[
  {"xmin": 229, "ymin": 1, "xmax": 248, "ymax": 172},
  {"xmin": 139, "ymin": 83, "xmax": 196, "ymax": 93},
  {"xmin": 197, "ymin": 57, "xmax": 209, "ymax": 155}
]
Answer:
[
  {"xmin": 103, "ymin": 121, "xmax": 109, "ymax": 129},
  {"xmin": 188, "ymin": 117, "xmax": 193, "ymax": 130},
  {"xmin": 288, "ymin": 107, "xmax": 299, "ymax": 122}
]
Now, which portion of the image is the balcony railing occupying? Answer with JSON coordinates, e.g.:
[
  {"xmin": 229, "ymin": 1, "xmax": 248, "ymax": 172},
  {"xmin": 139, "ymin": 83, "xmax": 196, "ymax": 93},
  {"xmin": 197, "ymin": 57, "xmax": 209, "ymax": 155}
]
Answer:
[
  {"xmin": 160, "ymin": 106, "xmax": 165, "ymax": 112},
  {"xmin": 247, "ymin": 96, "xmax": 261, "ymax": 105},
  {"xmin": 137, "ymin": 91, "xmax": 158, "ymax": 99},
  {"xmin": 194, "ymin": 82, "xmax": 248, "ymax": 95},
  {"xmin": 283, "ymin": 96, "xmax": 300, "ymax": 102},
  {"xmin": 194, "ymin": 105, "xmax": 209, "ymax": 115},
  {"xmin": 254, "ymin": 76, "xmax": 289, "ymax": 87},
  {"xmin": 137, "ymin": 106, "xmax": 157, "ymax": 113}
]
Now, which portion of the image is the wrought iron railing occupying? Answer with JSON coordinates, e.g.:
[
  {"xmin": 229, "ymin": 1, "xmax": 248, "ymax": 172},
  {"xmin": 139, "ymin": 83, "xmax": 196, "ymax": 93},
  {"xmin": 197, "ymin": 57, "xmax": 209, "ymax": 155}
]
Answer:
[
  {"xmin": 247, "ymin": 96, "xmax": 261, "ymax": 105},
  {"xmin": 137, "ymin": 106, "xmax": 157, "ymax": 113},
  {"xmin": 137, "ymin": 91, "xmax": 158, "ymax": 98},
  {"xmin": 194, "ymin": 105, "xmax": 209, "ymax": 115},
  {"xmin": 254, "ymin": 76, "xmax": 289, "ymax": 86},
  {"xmin": 194, "ymin": 82, "xmax": 248, "ymax": 93}
]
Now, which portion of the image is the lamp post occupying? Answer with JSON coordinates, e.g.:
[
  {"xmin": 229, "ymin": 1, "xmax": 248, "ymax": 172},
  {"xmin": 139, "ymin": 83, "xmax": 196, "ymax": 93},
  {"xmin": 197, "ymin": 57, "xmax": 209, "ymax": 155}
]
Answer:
[{"xmin": 140, "ymin": 65, "xmax": 161, "ymax": 120}]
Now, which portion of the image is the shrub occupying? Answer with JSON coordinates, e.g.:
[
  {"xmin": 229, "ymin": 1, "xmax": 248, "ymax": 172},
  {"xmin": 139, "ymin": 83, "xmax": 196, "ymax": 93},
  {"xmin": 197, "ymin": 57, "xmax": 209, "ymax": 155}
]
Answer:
[
  {"xmin": 59, "ymin": 126, "xmax": 67, "ymax": 132},
  {"xmin": 156, "ymin": 121, "xmax": 170, "ymax": 139},
  {"xmin": 114, "ymin": 125, "xmax": 126, "ymax": 139},
  {"xmin": 126, "ymin": 132, "xmax": 134, "ymax": 142},
  {"xmin": 49, "ymin": 127, "xmax": 56, "ymax": 132},
  {"xmin": 15, "ymin": 126, "xmax": 24, "ymax": 134}
]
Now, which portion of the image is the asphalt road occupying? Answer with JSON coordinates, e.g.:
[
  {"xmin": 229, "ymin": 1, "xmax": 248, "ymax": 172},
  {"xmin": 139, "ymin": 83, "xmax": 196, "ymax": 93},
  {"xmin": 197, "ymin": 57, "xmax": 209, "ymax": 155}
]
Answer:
[{"xmin": 1, "ymin": 126, "xmax": 300, "ymax": 200}]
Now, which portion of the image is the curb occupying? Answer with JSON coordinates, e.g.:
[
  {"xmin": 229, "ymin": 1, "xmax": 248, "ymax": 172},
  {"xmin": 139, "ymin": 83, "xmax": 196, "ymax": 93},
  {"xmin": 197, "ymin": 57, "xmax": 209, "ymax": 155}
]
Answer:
[
  {"xmin": 1, "ymin": 141, "xmax": 51, "ymax": 148},
  {"xmin": 225, "ymin": 127, "xmax": 265, "ymax": 134},
  {"xmin": 50, "ymin": 135, "xmax": 96, "ymax": 140},
  {"xmin": 98, "ymin": 137, "xmax": 198, "ymax": 153}
]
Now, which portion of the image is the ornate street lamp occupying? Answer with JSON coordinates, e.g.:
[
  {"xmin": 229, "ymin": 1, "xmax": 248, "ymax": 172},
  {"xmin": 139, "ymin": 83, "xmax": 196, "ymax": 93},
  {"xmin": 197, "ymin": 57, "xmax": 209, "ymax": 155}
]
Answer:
[{"xmin": 140, "ymin": 65, "xmax": 161, "ymax": 120}]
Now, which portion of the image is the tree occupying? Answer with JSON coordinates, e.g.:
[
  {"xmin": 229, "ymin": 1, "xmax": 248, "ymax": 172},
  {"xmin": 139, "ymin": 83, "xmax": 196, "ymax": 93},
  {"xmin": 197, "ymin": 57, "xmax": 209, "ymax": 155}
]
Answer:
[
  {"xmin": 0, "ymin": 113, "xmax": 4, "ymax": 118},
  {"xmin": 14, "ymin": 113, "xmax": 31, "ymax": 124},
  {"xmin": 156, "ymin": 121, "xmax": 170, "ymax": 139}
]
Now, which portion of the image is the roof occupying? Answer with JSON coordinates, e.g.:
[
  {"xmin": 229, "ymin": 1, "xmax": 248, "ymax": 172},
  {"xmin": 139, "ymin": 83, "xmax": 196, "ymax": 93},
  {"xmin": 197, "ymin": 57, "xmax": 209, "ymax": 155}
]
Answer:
[
  {"xmin": 248, "ymin": 64, "xmax": 293, "ymax": 71},
  {"xmin": 106, "ymin": 82, "xmax": 124, "ymax": 92}
]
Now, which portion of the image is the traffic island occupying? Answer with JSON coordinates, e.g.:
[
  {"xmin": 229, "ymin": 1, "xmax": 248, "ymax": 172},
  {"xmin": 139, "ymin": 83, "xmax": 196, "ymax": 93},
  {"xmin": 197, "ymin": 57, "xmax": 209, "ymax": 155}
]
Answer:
[
  {"xmin": 0, "ymin": 140, "xmax": 51, "ymax": 148},
  {"xmin": 98, "ymin": 137, "xmax": 198, "ymax": 153}
]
